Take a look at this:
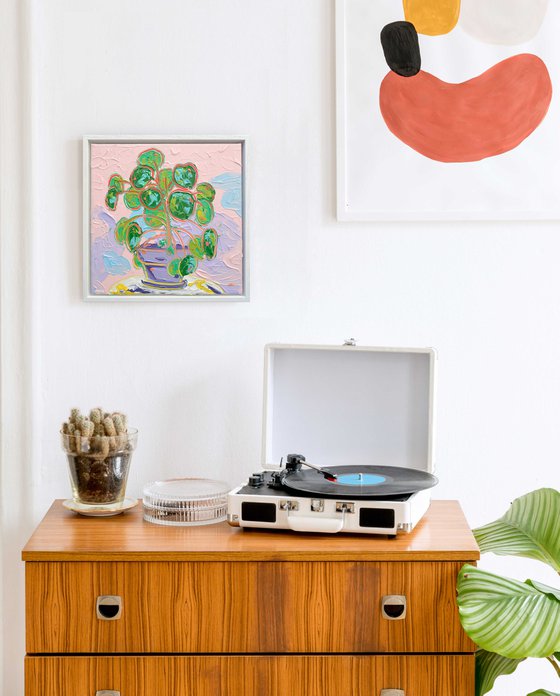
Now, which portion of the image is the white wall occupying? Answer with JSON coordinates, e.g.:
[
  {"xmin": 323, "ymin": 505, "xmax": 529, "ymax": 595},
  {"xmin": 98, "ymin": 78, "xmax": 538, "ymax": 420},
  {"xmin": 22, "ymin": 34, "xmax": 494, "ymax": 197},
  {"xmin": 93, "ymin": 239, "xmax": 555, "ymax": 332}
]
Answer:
[{"xmin": 1, "ymin": 0, "xmax": 559, "ymax": 693}]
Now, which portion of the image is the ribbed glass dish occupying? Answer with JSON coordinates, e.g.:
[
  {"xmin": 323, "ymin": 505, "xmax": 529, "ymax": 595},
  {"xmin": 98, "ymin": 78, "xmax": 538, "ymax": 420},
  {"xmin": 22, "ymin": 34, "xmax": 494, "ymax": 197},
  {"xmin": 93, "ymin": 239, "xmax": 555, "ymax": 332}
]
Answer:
[{"xmin": 143, "ymin": 478, "xmax": 230, "ymax": 526}]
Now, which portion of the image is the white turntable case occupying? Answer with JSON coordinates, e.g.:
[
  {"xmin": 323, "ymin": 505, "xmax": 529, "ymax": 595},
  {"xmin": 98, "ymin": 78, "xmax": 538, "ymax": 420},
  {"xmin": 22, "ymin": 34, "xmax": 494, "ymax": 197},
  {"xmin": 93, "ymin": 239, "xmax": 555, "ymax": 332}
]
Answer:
[{"xmin": 228, "ymin": 343, "xmax": 436, "ymax": 535}]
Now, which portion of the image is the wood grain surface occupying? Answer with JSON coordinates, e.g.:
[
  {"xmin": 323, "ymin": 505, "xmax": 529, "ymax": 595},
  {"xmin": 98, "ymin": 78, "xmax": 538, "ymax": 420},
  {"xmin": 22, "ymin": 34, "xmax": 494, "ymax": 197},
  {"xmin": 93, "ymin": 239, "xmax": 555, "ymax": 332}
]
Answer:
[
  {"xmin": 25, "ymin": 655, "xmax": 475, "ymax": 696},
  {"xmin": 22, "ymin": 499, "xmax": 479, "ymax": 561},
  {"xmin": 26, "ymin": 559, "xmax": 474, "ymax": 654}
]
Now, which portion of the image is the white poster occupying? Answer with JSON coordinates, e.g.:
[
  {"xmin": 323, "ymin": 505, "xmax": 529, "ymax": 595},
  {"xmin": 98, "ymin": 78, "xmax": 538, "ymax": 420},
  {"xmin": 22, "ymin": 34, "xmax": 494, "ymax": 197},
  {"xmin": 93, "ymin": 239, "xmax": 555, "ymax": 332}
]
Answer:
[{"xmin": 336, "ymin": 0, "xmax": 559, "ymax": 220}]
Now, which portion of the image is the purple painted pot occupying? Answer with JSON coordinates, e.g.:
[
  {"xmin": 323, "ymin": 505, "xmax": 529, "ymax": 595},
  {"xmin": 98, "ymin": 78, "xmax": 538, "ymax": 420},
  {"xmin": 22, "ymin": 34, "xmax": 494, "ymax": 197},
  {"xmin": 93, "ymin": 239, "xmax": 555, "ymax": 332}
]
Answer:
[{"xmin": 136, "ymin": 232, "xmax": 187, "ymax": 289}]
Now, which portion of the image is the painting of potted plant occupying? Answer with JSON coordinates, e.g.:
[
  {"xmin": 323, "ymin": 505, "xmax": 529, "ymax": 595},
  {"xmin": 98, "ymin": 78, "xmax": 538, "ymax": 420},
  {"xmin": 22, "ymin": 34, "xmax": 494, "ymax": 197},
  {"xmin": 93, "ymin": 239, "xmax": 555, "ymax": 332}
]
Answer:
[
  {"xmin": 456, "ymin": 488, "xmax": 560, "ymax": 696},
  {"xmin": 85, "ymin": 138, "xmax": 246, "ymax": 299}
]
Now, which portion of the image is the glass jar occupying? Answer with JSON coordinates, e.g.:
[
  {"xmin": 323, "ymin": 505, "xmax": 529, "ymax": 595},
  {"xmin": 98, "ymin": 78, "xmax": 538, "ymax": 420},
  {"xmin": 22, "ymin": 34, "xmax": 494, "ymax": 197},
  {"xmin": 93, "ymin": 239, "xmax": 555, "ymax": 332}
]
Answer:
[{"xmin": 61, "ymin": 429, "xmax": 138, "ymax": 506}]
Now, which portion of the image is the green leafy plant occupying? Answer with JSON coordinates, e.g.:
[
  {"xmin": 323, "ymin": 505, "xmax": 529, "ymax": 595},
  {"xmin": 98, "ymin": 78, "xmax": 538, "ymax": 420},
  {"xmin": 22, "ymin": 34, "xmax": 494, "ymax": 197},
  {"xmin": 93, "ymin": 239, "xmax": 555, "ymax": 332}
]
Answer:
[
  {"xmin": 456, "ymin": 488, "xmax": 560, "ymax": 696},
  {"xmin": 104, "ymin": 148, "xmax": 218, "ymax": 279}
]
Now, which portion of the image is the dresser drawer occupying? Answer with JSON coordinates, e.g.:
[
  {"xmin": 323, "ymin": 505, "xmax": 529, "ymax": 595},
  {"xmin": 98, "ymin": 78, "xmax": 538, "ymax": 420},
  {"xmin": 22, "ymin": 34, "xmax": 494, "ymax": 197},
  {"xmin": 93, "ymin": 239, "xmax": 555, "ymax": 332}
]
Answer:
[
  {"xmin": 26, "ymin": 654, "xmax": 474, "ymax": 695},
  {"xmin": 26, "ymin": 560, "xmax": 473, "ymax": 654}
]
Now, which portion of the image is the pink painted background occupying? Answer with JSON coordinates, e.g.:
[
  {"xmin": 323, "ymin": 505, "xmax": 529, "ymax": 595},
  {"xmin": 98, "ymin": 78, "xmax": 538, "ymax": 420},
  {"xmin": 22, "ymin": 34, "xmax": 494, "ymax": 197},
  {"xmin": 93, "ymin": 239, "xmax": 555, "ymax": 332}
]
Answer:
[{"xmin": 90, "ymin": 141, "xmax": 243, "ymax": 296}]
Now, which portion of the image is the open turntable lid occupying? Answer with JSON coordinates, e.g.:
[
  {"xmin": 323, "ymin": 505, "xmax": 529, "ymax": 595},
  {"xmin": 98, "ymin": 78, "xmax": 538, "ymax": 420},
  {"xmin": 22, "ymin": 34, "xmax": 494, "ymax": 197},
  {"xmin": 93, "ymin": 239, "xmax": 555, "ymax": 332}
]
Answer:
[{"xmin": 263, "ymin": 344, "xmax": 435, "ymax": 473}]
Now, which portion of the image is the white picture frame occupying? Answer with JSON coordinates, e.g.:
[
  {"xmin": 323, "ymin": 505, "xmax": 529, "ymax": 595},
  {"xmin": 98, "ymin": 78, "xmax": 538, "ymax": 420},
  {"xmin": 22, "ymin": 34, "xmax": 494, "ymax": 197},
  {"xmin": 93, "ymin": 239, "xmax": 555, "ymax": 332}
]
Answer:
[
  {"xmin": 336, "ymin": 0, "xmax": 559, "ymax": 221},
  {"xmin": 83, "ymin": 135, "xmax": 248, "ymax": 301}
]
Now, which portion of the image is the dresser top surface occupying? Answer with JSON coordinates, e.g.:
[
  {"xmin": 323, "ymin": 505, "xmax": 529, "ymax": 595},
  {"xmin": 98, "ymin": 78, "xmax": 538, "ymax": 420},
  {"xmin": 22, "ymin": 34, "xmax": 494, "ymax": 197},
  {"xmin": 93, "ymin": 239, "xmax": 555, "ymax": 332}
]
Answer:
[{"xmin": 22, "ymin": 499, "xmax": 479, "ymax": 561}]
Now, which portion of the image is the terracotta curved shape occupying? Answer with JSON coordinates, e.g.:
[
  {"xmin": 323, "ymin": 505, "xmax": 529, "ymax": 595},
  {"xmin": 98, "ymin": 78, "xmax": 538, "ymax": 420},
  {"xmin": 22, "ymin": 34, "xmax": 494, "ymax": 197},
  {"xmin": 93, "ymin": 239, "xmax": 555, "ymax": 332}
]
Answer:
[
  {"xmin": 460, "ymin": 0, "xmax": 549, "ymax": 45},
  {"xmin": 402, "ymin": 0, "xmax": 461, "ymax": 36},
  {"xmin": 379, "ymin": 54, "xmax": 552, "ymax": 163}
]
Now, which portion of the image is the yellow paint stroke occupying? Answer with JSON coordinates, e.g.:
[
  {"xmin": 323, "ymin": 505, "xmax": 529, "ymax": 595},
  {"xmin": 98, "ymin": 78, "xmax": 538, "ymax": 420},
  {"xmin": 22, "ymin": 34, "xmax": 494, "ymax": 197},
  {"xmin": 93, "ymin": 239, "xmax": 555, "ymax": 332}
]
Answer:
[{"xmin": 403, "ymin": 0, "xmax": 461, "ymax": 36}]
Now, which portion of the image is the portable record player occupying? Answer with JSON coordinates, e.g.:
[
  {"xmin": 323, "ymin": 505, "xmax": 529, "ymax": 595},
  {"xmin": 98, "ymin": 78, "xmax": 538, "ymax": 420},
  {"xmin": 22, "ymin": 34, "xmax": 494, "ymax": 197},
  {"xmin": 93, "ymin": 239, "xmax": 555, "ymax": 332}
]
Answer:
[{"xmin": 228, "ymin": 342, "xmax": 437, "ymax": 535}]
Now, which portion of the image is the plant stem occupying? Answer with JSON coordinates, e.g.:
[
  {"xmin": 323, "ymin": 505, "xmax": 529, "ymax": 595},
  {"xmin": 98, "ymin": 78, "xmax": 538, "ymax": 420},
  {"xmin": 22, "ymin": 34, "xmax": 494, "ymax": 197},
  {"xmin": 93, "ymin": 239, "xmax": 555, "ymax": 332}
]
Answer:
[
  {"xmin": 546, "ymin": 655, "xmax": 560, "ymax": 679},
  {"xmin": 154, "ymin": 170, "xmax": 174, "ymax": 250}
]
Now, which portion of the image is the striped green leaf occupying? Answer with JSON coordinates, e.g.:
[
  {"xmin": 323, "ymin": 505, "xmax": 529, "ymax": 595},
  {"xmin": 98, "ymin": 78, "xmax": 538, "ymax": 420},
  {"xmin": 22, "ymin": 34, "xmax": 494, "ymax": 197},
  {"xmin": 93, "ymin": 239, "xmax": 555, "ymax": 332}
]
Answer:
[
  {"xmin": 457, "ymin": 565, "xmax": 560, "ymax": 658},
  {"xmin": 473, "ymin": 489, "xmax": 560, "ymax": 571},
  {"xmin": 475, "ymin": 649, "xmax": 525, "ymax": 696},
  {"xmin": 527, "ymin": 691, "xmax": 560, "ymax": 696}
]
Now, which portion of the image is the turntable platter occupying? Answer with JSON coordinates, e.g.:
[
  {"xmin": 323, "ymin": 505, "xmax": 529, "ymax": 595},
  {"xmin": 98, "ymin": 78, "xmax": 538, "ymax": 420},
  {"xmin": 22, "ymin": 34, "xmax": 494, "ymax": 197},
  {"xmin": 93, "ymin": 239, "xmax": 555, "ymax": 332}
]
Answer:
[{"xmin": 281, "ymin": 465, "xmax": 438, "ymax": 499}]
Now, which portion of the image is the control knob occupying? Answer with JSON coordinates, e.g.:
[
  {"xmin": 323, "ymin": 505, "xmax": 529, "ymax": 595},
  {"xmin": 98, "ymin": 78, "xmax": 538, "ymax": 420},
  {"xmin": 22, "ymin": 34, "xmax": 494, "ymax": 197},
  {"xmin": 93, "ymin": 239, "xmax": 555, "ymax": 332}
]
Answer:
[{"xmin": 248, "ymin": 473, "xmax": 265, "ymax": 487}]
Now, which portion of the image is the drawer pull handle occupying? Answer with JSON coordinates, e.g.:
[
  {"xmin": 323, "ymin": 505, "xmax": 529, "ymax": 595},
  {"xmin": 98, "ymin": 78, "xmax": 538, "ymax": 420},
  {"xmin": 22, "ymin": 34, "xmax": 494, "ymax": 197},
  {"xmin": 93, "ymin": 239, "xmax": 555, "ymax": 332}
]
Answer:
[
  {"xmin": 96, "ymin": 691, "xmax": 120, "ymax": 696},
  {"xmin": 381, "ymin": 595, "xmax": 407, "ymax": 620},
  {"xmin": 380, "ymin": 691, "xmax": 405, "ymax": 696},
  {"xmin": 96, "ymin": 595, "xmax": 122, "ymax": 620}
]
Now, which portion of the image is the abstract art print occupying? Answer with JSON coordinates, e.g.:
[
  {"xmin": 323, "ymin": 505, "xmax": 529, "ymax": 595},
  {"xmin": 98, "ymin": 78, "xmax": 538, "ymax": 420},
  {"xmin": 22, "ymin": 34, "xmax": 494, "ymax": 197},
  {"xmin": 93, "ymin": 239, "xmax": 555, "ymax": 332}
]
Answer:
[
  {"xmin": 84, "ymin": 137, "xmax": 246, "ymax": 299},
  {"xmin": 336, "ymin": 0, "xmax": 558, "ymax": 220}
]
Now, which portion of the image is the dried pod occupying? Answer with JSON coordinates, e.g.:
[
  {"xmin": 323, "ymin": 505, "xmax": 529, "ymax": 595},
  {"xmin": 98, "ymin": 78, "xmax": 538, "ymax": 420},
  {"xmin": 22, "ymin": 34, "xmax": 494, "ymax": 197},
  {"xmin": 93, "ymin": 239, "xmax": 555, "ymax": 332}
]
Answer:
[
  {"xmin": 89, "ymin": 408, "xmax": 102, "ymax": 425},
  {"xmin": 100, "ymin": 436, "xmax": 110, "ymax": 457},
  {"xmin": 62, "ymin": 422, "xmax": 69, "ymax": 434},
  {"xmin": 112, "ymin": 413, "xmax": 126, "ymax": 435},
  {"xmin": 82, "ymin": 420, "xmax": 95, "ymax": 438},
  {"xmin": 70, "ymin": 408, "xmax": 81, "ymax": 424},
  {"xmin": 74, "ymin": 430, "xmax": 81, "ymax": 453},
  {"xmin": 103, "ymin": 417, "xmax": 116, "ymax": 436},
  {"xmin": 67, "ymin": 422, "xmax": 76, "ymax": 435}
]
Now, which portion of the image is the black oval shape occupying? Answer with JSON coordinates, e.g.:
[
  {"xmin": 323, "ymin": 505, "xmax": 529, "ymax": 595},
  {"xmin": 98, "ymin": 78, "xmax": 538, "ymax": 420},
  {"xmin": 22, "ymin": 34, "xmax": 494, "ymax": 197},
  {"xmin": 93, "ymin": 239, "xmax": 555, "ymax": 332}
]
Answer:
[
  {"xmin": 383, "ymin": 603, "xmax": 406, "ymax": 618},
  {"xmin": 380, "ymin": 21, "xmax": 421, "ymax": 77},
  {"xmin": 98, "ymin": 604, "xmax": 120, "ymax": 619}
]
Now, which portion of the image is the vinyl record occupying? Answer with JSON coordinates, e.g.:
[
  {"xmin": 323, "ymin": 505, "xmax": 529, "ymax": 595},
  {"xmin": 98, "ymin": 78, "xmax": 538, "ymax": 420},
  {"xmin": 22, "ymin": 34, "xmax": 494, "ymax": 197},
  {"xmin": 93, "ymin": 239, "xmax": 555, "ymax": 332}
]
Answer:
[{"xmin": 282, "ymin": 465, "xmax": 438, "ymax": 499}]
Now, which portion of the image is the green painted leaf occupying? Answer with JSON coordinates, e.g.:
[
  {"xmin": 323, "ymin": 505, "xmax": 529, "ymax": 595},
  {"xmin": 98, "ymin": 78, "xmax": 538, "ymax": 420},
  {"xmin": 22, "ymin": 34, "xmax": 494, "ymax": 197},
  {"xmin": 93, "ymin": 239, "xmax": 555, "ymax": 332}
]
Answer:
[
  {"xmin": 126, "ymin": 222, "xmax": 142, "ymax": 252},
  {"xmin": 474, "ymin": 488, "xmax": 560, "ymax": 572},
  {"xmin": 189, "ymin": 236, "xmax": 205, "ymax": 260},
  {"xmin": 457, "ymin": 564, "xmax": 560, "ymax": 658},
  {"xmin": 196, "ymin": 198, "xmax": 214, "ymax": 224},
  {"xmin": 105, "ymin": 187, "xmax": 118, "ymax": 211},
  {"xmin": 166, "ymin": 245, "xmax": 174, "ymax": 255},
  {"xmin": 173, "ymin": 163, "xmax": 197, "ymax": 189},
  {"xmin": 196, "ymin": 182, "xmax": 215, "ymax": 202},
  {"xmin": 179, "ymin": 254, "xmax": 197, "ymax": 276},
  {"xmin": 159, "ymin": 168, "xmax": 173, "ymax": 193},
  {"xmin": 123, "ymin": 191, "xmax": 141, "ymax": 210},
  {"xmin": 475, "ymin": 649, "xmax": 525, "ymax": 696},
  {"xmin": 168, "ymin": 191, "xmax": 195, "ymax": 220},
  {"xmin": 115, "ymin": 217, "xmax": 130, "ymax": 244},
  {"xmin": 140, "ymin": 188, "xmax": 163, "ymax": 210},
  {"xmin": 108, "ymin": 174, "xmax": 125, "ymax": 193},
  {"xmin": 138, "ymin": 148, "xmax": 164, "ymax": 170},
  {"xmin": 167, "ymin": 258, "xmax": 181, "ymax": 276},
  {"xmin": 132, "ymin": 253, "xmax": 143, "ymax": 269},
  {"xmin": 157, "ymin": 238, "xmax": 167, "ymax": 248},
  {"xmin": 203, "ymin": 228, "xmax": 218, "ymax": 259},
  {"xmin": 144, "ymin": 212, "xmax": 166, "ymax": 229},
  {"xmin": 130, "ymin": 165, "xmax": 153, "ymax": 189},
  {"xmin": 527, "ymin": 691, "xmax": 560, "ymax": 696}
]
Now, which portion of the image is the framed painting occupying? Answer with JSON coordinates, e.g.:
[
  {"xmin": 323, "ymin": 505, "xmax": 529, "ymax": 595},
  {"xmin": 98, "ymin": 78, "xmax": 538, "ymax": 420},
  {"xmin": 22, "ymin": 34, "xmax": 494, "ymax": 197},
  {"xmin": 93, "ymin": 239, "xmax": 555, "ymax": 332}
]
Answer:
[
  {"xmin": 84, "ymin": 136, "xmax": 247, "ymax": 300},
  {"xmin": 336, "ymin": 0, "xmax": 559, "ymax": 220}
]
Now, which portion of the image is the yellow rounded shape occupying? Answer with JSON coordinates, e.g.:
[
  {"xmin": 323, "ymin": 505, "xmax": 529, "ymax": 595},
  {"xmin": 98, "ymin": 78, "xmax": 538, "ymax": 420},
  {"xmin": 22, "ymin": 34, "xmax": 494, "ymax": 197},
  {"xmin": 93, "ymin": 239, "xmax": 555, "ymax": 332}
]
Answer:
[{"xmin": 403, "ymin": 0, "xmax": 461, "ymax": 36}]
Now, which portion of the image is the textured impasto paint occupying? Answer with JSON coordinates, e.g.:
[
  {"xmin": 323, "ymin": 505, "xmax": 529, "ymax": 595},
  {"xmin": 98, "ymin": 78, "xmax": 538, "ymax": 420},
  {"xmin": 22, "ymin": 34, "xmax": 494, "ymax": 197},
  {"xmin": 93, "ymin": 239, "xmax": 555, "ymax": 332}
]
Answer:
[
  {"xmin": 402, "ymin": 0, "xmax": 461, "ymax": 36},
  {"xmin": 90, "ymin": 142, "xmax": 243, "ymax": 297},
  {"xmin": 379, "ymin": 54, "xmax": 552, "ymax": 163},
  {"xmin": 460, "ymin": 0, "xmax": 549, "ymax": 46}
]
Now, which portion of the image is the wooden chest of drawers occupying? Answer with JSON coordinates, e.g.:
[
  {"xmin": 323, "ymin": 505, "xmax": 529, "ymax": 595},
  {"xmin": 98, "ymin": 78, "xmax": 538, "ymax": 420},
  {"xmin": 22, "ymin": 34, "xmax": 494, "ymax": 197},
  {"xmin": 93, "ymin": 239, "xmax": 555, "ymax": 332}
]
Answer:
[{"xmin": 23, "ymin": 500, "xmax": 479, "ymax": 695}]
